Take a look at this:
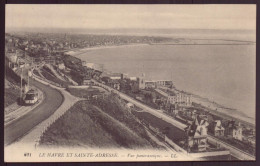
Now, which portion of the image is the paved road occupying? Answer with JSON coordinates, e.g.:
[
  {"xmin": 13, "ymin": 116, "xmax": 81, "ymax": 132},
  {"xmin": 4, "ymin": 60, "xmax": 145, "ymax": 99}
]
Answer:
[{"xmin": 4, "ymin": 78, "xmax": 64, "ymax": 146}]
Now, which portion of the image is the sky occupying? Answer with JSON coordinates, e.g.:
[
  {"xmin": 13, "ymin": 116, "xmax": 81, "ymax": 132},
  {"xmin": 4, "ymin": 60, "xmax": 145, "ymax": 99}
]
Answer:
[{"xmin": 6, "ymin": 4, "xmax": 256, "ymax": 30}]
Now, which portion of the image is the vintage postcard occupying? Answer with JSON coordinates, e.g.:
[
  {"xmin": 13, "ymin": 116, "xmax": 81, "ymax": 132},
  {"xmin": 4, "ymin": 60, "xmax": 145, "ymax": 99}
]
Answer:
[{"xmin": 4, "ymin": 4, "xmax": 256, "ymax": 162}]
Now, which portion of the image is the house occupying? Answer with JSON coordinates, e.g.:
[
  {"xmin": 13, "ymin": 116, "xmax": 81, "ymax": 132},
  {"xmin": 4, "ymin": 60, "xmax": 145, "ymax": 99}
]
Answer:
[
  {"xmin": 190, "ymin": 110, "xmax": 199, "ymax": 120},
  {"xmin": 185, "ymin": 116, "xmax": 209, "ymax": 152},
  {"xmin": 83, "ymin": 76, "xmax": 92, "ymax": 85},
  {"xmin": 209, "ymin": 120, "xmax": 225, "ymax": 137},
  {"xmin": 225, "ymin": 121, "xmax": 243, "ymax": 141},
  {"xmin": 247, "ymin": 136, "xmax": 256, "ymax": 146},
  {"xmin": 113, "ymin": 82, "xmax": 120, "ymax": 90}
]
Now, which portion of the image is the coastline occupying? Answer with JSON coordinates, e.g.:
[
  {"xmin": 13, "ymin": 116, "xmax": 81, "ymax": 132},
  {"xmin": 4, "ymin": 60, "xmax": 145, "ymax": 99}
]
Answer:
[
  {"xmin": 65, "ymin": 43, "xmax": 255, "ymax": 126},
  {"xmin": 65, "ymin": 43, "xmax": 150, "ymax": 57},
  {"xmin": 169, "ymin": 87, "xmax": 255, "ymax": 126}
]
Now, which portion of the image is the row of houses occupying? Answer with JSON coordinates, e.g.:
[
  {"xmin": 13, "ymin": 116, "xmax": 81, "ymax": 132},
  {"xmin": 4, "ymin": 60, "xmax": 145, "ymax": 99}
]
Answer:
[
  {"xmin": 179, "ymin": 108, "xmax": 244, "ymax": 141},
  {"xmin": 184, "ymin": 114, "xmax": 248, "ymax": 152}
]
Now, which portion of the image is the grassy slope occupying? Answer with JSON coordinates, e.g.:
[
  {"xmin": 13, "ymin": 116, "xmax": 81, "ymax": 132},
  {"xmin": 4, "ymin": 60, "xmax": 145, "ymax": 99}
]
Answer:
[
  {"xmin": 90, "ymin": 94, "xmax": 163, "ymax": 148},
  {"xmin": 5, "ymin": 58, "xmax": 22, "ymax": 107},
  {"xmin": 40, "ymin": 67, "xmax": 71, "ymax": 87},
  {"xmin": 40, "ymin": 100, "xmax": 159, "ymax": 149},
  {"xmin": 4, "ymin": 88, "xmax": 20, "ymax": 107},
  {"xmin": 40, "ymin": 101, "xmax": 120, "ymax": 148},
  {"xmin": 66, "ymin": 87, "xmax": 105, "ymax": 98}
]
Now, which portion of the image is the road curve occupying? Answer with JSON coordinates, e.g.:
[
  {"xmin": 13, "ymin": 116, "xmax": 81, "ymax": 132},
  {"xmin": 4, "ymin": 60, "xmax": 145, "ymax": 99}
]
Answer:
[{"xmin": 4, "ymin": 78, "xmax": 64, "ymax": 146}]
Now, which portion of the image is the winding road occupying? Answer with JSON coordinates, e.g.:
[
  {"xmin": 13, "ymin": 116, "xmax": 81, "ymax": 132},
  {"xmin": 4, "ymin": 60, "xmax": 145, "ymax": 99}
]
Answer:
[{"xmin": 4, "ymin": 78, "xmax": 64, "ymax": 146}]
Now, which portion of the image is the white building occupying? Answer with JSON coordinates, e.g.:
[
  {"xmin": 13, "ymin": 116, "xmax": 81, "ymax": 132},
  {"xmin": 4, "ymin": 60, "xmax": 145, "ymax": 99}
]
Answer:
[
  {"xmin": 156, "ymin": 80, "xmax": 173, "ymax": 87},
  {"xmin": 167, "ymin": 93, "xmax": 192, "ymax": 106},
  {"xmin": 144, "ymin": 81, "xmax": 157, "ymax": 89}
]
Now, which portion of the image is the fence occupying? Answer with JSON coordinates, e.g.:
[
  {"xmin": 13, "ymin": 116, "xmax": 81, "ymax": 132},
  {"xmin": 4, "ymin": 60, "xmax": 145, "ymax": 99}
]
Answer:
[
  {"xmin": 31, "ymin": 68, "xmax": 79, "ymax": 148},
  {"xmin": 36, "ymin": 100, "xmax": 76, "ymax": 147}
]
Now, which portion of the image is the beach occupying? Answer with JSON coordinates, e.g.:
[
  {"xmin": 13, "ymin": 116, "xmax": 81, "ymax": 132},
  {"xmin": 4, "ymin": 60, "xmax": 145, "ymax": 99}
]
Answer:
[{"xmin": 65, "ymin": 43, "xmax": 149, "ymax": 57}]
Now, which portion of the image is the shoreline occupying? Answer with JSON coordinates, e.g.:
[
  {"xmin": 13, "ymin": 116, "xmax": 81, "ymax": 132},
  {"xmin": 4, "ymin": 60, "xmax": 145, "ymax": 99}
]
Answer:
[
  {"xmin": 65, "ymin": 43, "xmax": 150, "ymax": 57},
  {"xmin": 65, "ymin": 43, "xmax": 255, "ymax": 126},
  {"xmin": 167, "ymin": 87, "xmax": 255, "ymax": 126}
]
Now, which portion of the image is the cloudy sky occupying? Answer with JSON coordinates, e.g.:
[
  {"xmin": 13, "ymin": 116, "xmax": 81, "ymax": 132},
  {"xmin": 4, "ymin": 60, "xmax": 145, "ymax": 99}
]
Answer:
[{"xmin": 6, "ymin": 5, "xmax": 256, "ymax": 30}]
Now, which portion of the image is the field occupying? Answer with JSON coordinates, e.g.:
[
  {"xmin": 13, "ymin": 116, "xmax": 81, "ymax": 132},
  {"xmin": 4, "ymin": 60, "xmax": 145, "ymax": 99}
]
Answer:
[{"xmin": 40, "ymin": 100, "xmax": 162, "ymax": 149}]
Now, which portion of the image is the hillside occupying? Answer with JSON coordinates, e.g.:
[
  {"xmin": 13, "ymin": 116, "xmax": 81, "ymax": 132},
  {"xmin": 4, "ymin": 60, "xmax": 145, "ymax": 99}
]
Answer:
[{"xmin": 40, "ymin": 99, "xmax": 163, "ymax": 149}]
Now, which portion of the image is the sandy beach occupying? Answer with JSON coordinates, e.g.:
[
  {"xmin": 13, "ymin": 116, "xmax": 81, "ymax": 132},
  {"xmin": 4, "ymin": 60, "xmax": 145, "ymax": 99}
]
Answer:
[{"xmin": 65, "ymin": 43, "xmax": 150, "ymax": 57}]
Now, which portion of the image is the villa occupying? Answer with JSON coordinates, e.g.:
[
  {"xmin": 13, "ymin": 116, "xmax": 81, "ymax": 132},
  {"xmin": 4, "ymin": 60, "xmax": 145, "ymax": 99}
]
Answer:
[
  {"xmin": 185, "ymin": 116, "xmax": 209, "ymax": 152},
  {"xmin": 209, "ymin": 120, "xmax": 225, "ymax": 137},
  {"xmin": 225, "ymin": 121, "xmax": 243, "ymax": 141}
]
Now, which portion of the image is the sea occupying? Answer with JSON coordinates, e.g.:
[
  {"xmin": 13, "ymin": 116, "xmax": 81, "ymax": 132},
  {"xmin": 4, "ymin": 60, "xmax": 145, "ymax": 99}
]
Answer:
[{"xmin": 73, "ymin": 29, "xmax": 256, "ymax": 119}]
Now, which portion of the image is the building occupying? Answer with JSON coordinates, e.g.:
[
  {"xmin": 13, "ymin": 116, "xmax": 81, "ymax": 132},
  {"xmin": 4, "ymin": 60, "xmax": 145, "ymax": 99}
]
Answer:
[
  {"xmin": 139, "ymin": 77, "xmax": 174, "ymax": 90},
  {"xmin": 138, "ymin": 73, "xmax": 146, "ymax": 89},
  {"xmin": 246, "ymin": 136, "xmax": 256, "ymax": 146},
  {"xmin": 109, "ymin": 76, "xmax": 121, "ymax": 80},
  {"xmin": 167, "ymin": 95, "xmax": 177, "ymax": 104},
  {"xmin": 167, "ymin": 92, "xmax": 192, "ymax": 106},
  {"xmin": 190, "ymin": 110, "xmax": 199, "ymax": 120},
  {"xmin": 144, "ymin": 81, "xmax": 157, "ymax": 89},
  {"xmin": 209, "ymin": 120, "xmax": 225, "ymax": 137},
  {"xmin": 225, "ymin": 121, "xmax": 243, "ymax": 141},
  {"xmin": 176, "ymin": 93, "xmax": 192, "ymax": 106},
  {"xmin": 83, "ymin": 76, "xmax": 92, "ymax": 85},
  {"xmin": 129, "ymin": 77, "xmax": 137, "ymax": 81},
  {"xmin": 156, "ymin": 80, "xmax": 173, "ymax": 88},
  {"xmin": 185, "ymin": 116, "xmax": 209, "ymax": 152},
  {"xmin": 113, "ymin": 82, "xmax": 120, "ymax": 90}
]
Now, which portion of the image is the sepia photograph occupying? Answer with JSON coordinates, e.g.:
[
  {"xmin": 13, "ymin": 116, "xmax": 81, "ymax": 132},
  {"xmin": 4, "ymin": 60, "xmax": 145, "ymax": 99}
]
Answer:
[{"xmin": 4, "ymin": 4, "xmax": 256, "ymax": 162}]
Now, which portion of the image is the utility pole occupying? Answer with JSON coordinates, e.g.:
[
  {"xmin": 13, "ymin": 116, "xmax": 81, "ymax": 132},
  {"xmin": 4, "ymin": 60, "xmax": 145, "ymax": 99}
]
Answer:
[
  {"xmin": 28, "ymin": 68, "xmax": 30, "ymax": 89},
  {"xmin": 20, "ymin": 67, "xmax": 23, "ymax": 104}
]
